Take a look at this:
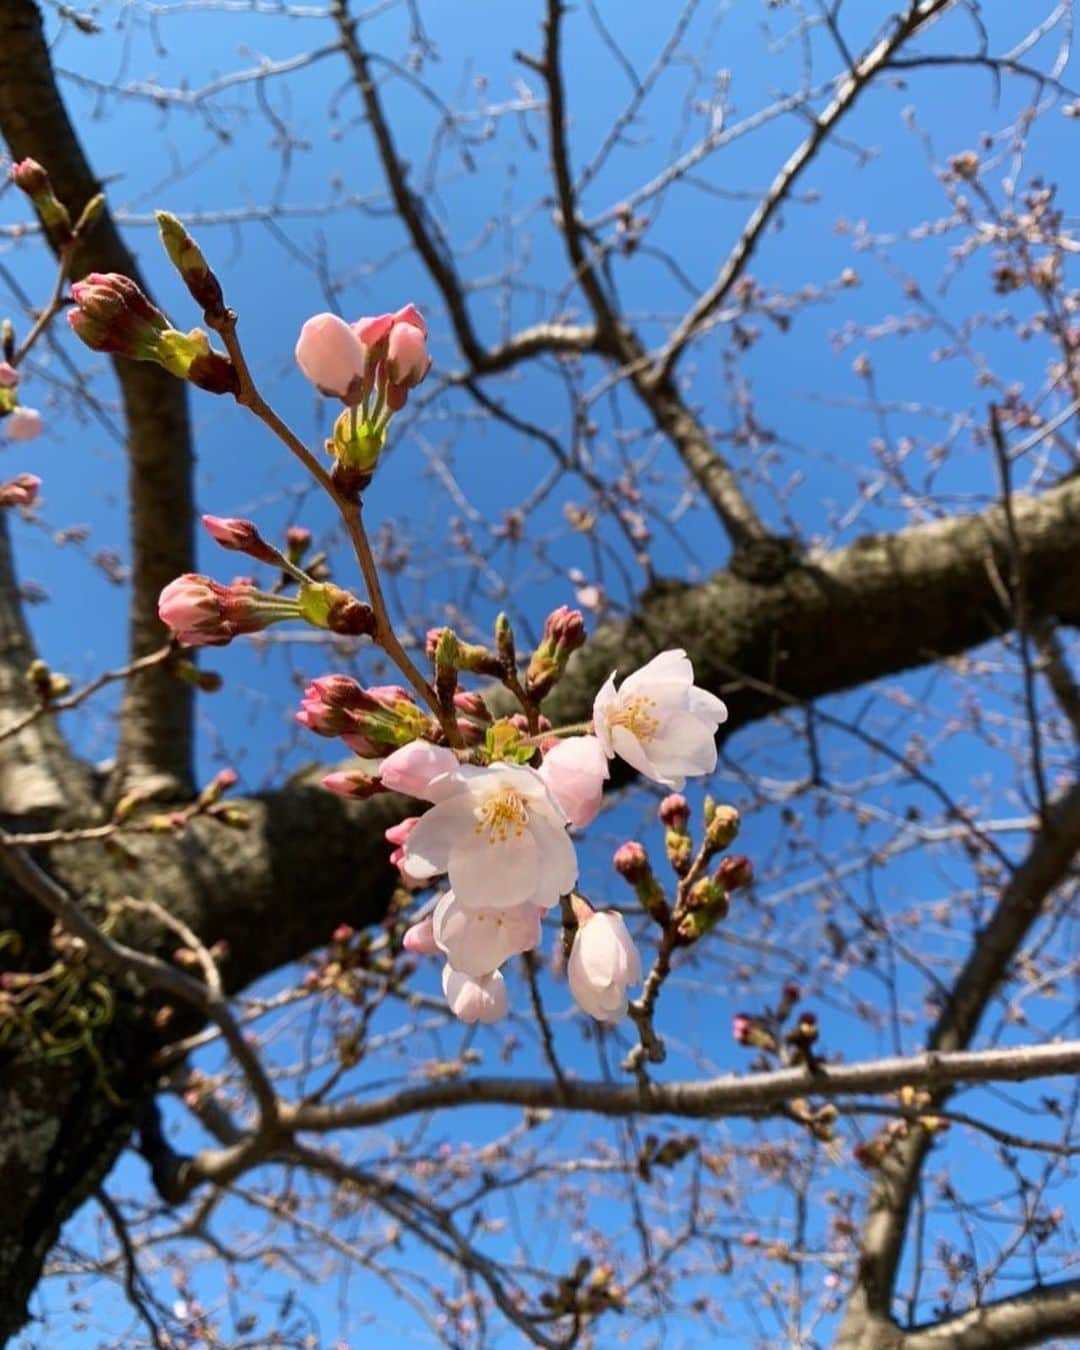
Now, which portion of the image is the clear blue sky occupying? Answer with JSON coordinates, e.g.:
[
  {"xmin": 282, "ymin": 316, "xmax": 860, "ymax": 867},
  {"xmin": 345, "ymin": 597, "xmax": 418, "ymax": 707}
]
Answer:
[{"xmin": 2, "ymin": 2, "xmax": 1077, "ymax": 1346}]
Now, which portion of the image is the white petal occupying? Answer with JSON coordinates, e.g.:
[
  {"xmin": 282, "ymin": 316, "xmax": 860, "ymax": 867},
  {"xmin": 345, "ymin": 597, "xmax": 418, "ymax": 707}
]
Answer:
[
  {"xmin": 449, "ymin": 829, "xmax": 539, "ymax": 909},
  {"xmin": 649, "ymin": 710, "xmax": 719, "ymax": 780},
  {"xmin": 591, "ymin": 672, "xmax": 619, "ymax": 757},
  {"xmin": 529, "ymin": 814, "xmax": 579, "ymax": 904},
  {"xmin": 402, "ymin": 798, "xmax": 472, "ymax": 878},
  {"xmin": 609, "ymin": 723, "xmax": 675, "ymax": 786},
  {"xmin": 687, "ymin": 684, "xmax": 728, "ymax": 727},
  {"xmin": 621, "ymin": 649, "xmax": 692, "ymax": 696}
]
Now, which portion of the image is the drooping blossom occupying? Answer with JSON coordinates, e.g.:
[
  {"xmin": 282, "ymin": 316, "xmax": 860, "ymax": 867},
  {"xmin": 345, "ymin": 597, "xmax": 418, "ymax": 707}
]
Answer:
[
  {"xmin": 567, "ymin": 908, "xmax": 641, "ymax": 1023},
  {"xmin": 5, "ymin": 407, "xmax": 43, "ymax": 442},
  {"xmin": 442, "ymin": 965, "xmax": 508, "ymax": 1024},
  {"xmin": 402, "ymin": 762, "xmax": 576, "ymax": 911},
  {"xmin": 538, "ymin": 734, "xmax": 609, "ymax": 829},
  {"xmin": 593, "ymin": 648, "xmax": 727, "ymax": 788},
  {"xmin": 432, "ymin": 890, "xmax": 543, "ymax": 978},
  {"xmin": 294, "ymin": 313, "xmax": 367, "ymax": 401}
]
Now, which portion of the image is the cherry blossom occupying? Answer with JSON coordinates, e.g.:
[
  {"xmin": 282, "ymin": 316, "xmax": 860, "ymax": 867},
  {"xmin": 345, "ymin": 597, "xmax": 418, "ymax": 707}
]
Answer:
[
  {"xmin": 442, "ymin": 965, "xmax": 508, "ymax": 1023},
  {"xmin": 593, "ymin": 648, "xmax": 727, "ymax": 788},
  {"xmin": 402, "ymin": 762, "xmax": 576, "ymax": 911},
  {"xmin": 432, "ymin": 890, "xmax": 543, "ymax": 978},
  {"xmin": 567, "ymin": 909, "xmax": 641, "ymax": 1023}
]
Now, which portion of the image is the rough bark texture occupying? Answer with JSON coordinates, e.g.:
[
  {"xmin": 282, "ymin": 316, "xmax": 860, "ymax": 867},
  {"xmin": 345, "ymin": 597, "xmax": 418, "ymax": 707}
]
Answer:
[{"xmin": 0, "ymin": 0, "xmax": 196, "ymax": 799}]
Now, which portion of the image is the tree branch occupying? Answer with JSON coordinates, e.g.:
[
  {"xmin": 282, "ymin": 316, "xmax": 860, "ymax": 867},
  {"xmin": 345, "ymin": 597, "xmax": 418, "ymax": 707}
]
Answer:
[
  {"xmin": 903, "ymin": 1276, "xmax": 1080, "ymax": 1350},
  {"xmin": 837, "ymin": 778, "xmax": 1080, "ymax": 1343},
  {"xmin": 655, "ymin": 0, "xmax": 956, "ymax": 379}
]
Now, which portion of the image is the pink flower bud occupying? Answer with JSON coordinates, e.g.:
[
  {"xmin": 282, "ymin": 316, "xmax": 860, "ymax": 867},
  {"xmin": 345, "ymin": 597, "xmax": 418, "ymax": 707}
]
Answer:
[
  {"xmin": 201, "ymin": 514, "xmax": 279, "ymax": 565},
  {"xmin": 567, "ymin": 910, "xmax": 641, "ymax": 1022},
  {"xmin": 378, "ymin": 740, "xmax": 459, "ymax": 801},
  {"xmin": 613, "ymin": 841, "xmax": 649, "ymax": 884},
  {"xmin": 10, "ymin": 159, "xmax": 72, "ymax": 238},
  {"xmin": 658, "ymin": 794, "xmax": 690, "ymax": 830},
  {"xmin": 386, "ymin": 317, "xmax": 430, "ymax": 388},
  {"xmin": 538, "ymin": 735, "xmax": 608, "ymax": 829},
  {"xmin": 10, "ymin": 159, "xmax": 51, "ymax": 197},
  {"xmin": 320, "ymin": 769, "xmax": 385, "ymax": 799},
  {"xmin": 297, "ymin": 679, "xmax": 431, "ymax": 755},
  {"xmin": 68, "ymin": 273, "xmax": 169, "ymax": 359},
  {"xmin": 4, "ymin": 408, "xmax": 43, "ymax": 442},
  {"xmin": 525, "ymin": 605, "xmax": 586, "ymax": 701},
  {"xmin": 732, "ymin": 1013, "xmax": 753, "ymax": 1044},
  {"xmin": 158, "ymin": 573, "xmax": 294, "ymax": 647},
  {"xmin": 0, "ymin": 473, "xmax": 42, "ymax": 508},
  {"xmin": 332, "ymin": 924, "xmax": 355, "ymax": 944},
  {"xmin": 294, "ymin": 313, "xmax": 367, "ymax": 401},
  {"xmin": 0, "ymin": 362, "xmax": 19, "ymax": 388}
]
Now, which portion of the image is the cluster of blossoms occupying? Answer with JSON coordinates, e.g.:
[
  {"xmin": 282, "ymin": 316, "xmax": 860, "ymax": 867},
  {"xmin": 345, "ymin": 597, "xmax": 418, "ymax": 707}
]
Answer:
[
  {"xmin": 52, "ymin": 222, "xmax": 731, "ymax": 1028},
  {"xmin": 298, "ymin": 644, "xmax": 727, "ymax": 1025}
]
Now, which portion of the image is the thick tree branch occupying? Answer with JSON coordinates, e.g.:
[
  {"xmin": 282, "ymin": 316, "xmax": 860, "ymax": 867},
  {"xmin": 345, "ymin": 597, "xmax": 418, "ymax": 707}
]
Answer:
[
  {"xmin": 0, "ymin": 0, "xmax": 195, "ymax": 798},
  {"xmin": 254, "ymin": 1038, "xmax": 1080, "ymax": 1139},
  {"xmin": 903, "ymin": 1277, "xmax": 1080, "ymax": 1350}
]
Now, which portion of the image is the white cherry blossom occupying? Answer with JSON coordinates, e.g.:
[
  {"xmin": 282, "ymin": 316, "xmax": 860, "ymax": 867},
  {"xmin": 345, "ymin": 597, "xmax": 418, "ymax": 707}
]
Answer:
[
  {"xmin": 592, "ymin": 648, "xmax": 727, "ymax": 789},
  {"xmin": 402, "ymin": 762, "xmax": 577, "ymax": 911},
  {"xmin": 567, "ymin": 910, "xmax": 641, "ymax": 1023},
  {"xmin": 442, "ymin": 965, "xmax": 508, "ymax": 1023},
  {"xmin": 432, "ymin": 890, "xmax": 543, "ymax": 978}
]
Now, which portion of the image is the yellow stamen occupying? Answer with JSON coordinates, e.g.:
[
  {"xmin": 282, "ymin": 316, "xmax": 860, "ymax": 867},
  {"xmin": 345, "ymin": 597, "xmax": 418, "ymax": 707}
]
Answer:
[
  {"xmin": 608, "ymin": 694, "xmax": 660, "ymax": 744},
  {"xmin": 474, "ymin": 787, "xmax": 529, "ymax": 844}
]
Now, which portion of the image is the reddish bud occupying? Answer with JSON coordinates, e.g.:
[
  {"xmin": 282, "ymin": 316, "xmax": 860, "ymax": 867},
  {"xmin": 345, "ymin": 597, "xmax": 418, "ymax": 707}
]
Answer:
[
  {"xmin": 525, "ymin": 605, "xmax": 586, "ymax": 701},
  {"xmin": 658, "ymin": 794, "xmax": 690, "ymax": 830},
  {"xmin": 717, "ymin": 854, "xmax": 753, "ymax": 891},
  {"xmin": 613, "ymin": 841, "xmax": 649, "ymax": 884},
  {"xmin": 202, "ymin": 515, "xmax": 280, "ymax": 565}
]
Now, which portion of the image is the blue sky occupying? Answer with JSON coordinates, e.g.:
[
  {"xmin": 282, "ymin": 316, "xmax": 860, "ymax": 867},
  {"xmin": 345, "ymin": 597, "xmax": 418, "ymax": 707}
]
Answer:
[{"xmin": 2, "ymin": 1, "xmax": 1078, "ymax": 1346}]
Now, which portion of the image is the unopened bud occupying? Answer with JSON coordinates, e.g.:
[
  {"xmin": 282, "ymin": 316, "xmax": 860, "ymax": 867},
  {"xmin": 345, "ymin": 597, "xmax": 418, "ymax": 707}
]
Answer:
[
  {"xmin": 321, "ymin": 769, "xmax": 387, "ymax": 799},
  {"xmin": 705, "ymin": 804, "xmax": 740, "ymax": 851},
  {"xmin": 613, "ymin": 841, "xmax": 649, "ymax": 884},
  {"xmin": 494, "ymin": 612, "xmax": 515, "ymax": 669},
  {"xmin": 658, "ymin": 794, "xmax": 689, "ymax": 829},
  {"xmin": 524, "ymin": 605, "xmax": 586, "ymax": 701},
  {"xmin": 198, "ymin": 767, "xmax": 238, "ymax": 808},
  {"xmin": 717, "ymin": 854, "xmax": 753, "ymax": 891},
  {"xmin": 202, "ymin": 514, "xmax": 280, "ymax": 565},
  {"xmin": 156, "ymin": 211, "xmax": 225, "ymax": 316},
  {"xmin": 10, "ymin": 159, "xmax": 72, "ymax": 241}
]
